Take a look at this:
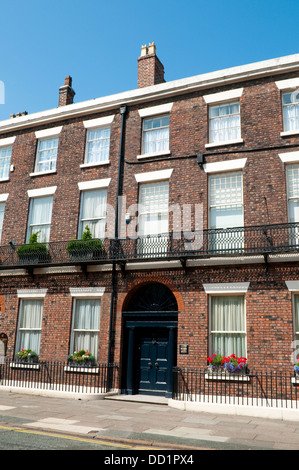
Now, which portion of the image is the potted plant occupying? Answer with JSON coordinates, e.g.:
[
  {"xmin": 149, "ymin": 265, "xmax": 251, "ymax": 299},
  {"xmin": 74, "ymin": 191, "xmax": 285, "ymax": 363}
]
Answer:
[
  {"xmin": 15, "ymin": 348, "xmax": 39, "ymax": 364},
  {"xmin": 294, "ymin": 362, "xmax": 299, "ymax": 376},
  {"xmin": 17, "ymin": 231, "xmax": 50, "ymax": 264},
  {"xmin": 207, "ymin": 353, "xmax": 248, "ymax": 374},
  {"xmin": 67, "ymin": 349, "xmax": 96, "ymax": 367},
  {"xmin": 66, "ymin": 226, "xmax": 104, "ymax": 261}
]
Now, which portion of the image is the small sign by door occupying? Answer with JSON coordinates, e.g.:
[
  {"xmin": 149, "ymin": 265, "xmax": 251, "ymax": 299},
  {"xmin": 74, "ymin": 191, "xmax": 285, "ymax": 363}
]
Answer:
[{"xmin": 179, "ymin": 344, "xmax": 189, "ymax": 354}]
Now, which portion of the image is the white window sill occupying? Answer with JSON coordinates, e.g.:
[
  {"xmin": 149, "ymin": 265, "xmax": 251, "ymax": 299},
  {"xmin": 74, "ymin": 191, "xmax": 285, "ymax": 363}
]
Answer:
[
  {"xmin": 64, "ymin": 365, "xmax": 99, "ymax": 373},
  {"xmin": 30, "ymin": 169, "xmax": 57, "ymax": 177},
  {"xmin": 137, "ymin": 150, "xmax": 171, "ymax": 159},
  {"xmin": 10, "ymin": 362, "xmax": 40, "ymax": 370},
  {"xmin": 281, "ymin": 129, "xmax": 299, "ymax": 137},
  {"xmin": 80, "ymin": 161, "xmax": 110, "ymax": 168},
  {"xmin": 205, "ymin": 139, "xmax": 244, "ymax": 149},
  {"xmin": 0, "ymin": 177, "xmax": 9, "ymax": 183}
]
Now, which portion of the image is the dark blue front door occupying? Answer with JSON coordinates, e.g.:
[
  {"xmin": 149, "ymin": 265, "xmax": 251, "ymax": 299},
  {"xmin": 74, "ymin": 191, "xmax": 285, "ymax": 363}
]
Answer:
[{"xmin": 138, "ymin": 329, "xmax": 169, "ymax": 394}]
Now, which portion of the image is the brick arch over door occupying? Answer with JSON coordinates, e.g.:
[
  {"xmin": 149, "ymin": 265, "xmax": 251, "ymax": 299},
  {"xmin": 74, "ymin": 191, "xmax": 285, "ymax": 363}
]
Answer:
[{"xmin": 118, "ymin": 276, "xmax": 185, "ymax": 314}]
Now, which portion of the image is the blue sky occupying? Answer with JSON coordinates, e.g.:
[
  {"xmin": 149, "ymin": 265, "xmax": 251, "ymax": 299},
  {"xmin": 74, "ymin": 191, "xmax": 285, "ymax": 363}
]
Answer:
[{"xmin": 0, "ymin": 0, "xmax": 299, "ymax": 121}]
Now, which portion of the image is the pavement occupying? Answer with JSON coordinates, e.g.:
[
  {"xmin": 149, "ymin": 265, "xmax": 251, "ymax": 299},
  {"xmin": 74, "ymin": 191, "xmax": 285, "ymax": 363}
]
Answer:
[{"xmin": 0, "ymin": 390, "xmax": 299, "ymax": 450}]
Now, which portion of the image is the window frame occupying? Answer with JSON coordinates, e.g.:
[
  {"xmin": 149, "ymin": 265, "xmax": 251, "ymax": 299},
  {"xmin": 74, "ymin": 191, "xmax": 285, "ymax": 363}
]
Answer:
[
  {"xmin": 0, "ymin": 145, "xmax": 12, "ymax": 181},
  {"xmin": 84, "ymin": 126, "xmax": 111, "ymax": 166},
  {"xmin": 138, "ymin": 179, "xmax": 170, "ymax": 237},
  {"xmin": 78, "ymin": 188, "xmax": 108, "ymax": 239},
  {"xmin": 34, "ymin": 136, "xmax": 59, "ymax": 174},
  {"xmin": 208, "ymin": 100, "xmax": 241, "ymax": 145},
  {"xmin": 0, "ymin": 201, "xmax": 6, "ymax": 243},
  {"xmin": 285, "ymin": 163, "xmax": 299, "ymax": 223},
  {"xmin": 141, "ymin": 114, "xmax": 170, "ymax": 156},
  {"xmin": 293, "ymin": 294, "xmax": 299, "ymax": 346},
  {"xmin": 26, "ymin": 195, "xmax": 54, "ymax": 243},
  {"xmin": 208, "ymin": 170, "xmax": 244, "ymax": 230},
  {"xmin": 282, "ymin": 90, "xmax": 299, "ymax": 134},
  {"xmin": 15, "ymin": 290, "xmax": 47, "ymax": 356},
  {"xmin": 208, "ymin": 293, "xmax": 247, "ymax": 358},
  {"xmin": 69, "ymin": 293, "xmax": 102, "ymax": 360}
]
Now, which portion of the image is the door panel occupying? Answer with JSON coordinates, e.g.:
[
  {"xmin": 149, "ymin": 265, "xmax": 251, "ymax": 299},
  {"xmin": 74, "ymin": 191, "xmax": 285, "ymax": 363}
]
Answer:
[{"xmin": 137, "ymin": 329, "xmax": 169, "ymax": 394}]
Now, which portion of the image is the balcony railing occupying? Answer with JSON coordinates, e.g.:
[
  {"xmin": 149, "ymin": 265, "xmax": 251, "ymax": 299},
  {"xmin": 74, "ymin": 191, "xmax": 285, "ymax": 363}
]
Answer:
[{"xmin": 1, "ymin": 221, "xmax": 299, "ymax": 270}]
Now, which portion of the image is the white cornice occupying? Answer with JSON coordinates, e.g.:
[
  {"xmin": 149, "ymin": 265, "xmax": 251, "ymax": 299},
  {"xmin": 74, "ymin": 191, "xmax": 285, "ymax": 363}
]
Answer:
[{"xmin": 1, "ymin": 53, "xmax": 299, "ymax": 134}]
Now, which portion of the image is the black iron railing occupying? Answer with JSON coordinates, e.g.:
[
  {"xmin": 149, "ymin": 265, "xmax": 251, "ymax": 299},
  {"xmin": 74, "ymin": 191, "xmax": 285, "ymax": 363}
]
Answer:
[
  {"xmin": 2, "ymin": 221, "xmax": 299, "ymax": 270},
  {"xmin": 0, "ymin": 359, "xmax": 118, "ymax": 395},
  {"xmin": 172, "ymin": 367, "xmax": 299, "ymax": 409}
]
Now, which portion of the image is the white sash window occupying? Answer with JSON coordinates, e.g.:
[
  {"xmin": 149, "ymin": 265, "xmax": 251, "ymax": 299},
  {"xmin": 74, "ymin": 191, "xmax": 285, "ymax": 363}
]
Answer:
[
  {"xmin": 142, "ymin": 116, "xmax": 169, "ymax": 155},
  {"xmin": 210, "ymin": 295, "xmax": 246, "ymax": 357},
  {"xmin": 27, "ymin": 196, "xmax": 53, "ymax": 243},
  {"xmin": 85, "ymin": 127, "xmax": 111, "ymax": 164},
  {"xmin": 70, "ymin": 299, "xmax": 101, "ymax": 358},
  {"xmin": 138, "ymin": 180, "xmax": 169, "ymax": 255},
  {"xmin": 16, "ymin": 299, "xmax": 44, "ymax": 354},
  {"xmin": 294, "ymin": 295, "xmax": 299, "ymax": 345},
  {"xmin": 35, "ymin": 137, "xmax": 59, "ymax": 173},
  {"xmin": 282, "ymin": 91, "xmax": 299, "ymax": 133},
  {"xmin": 0, "ymin": 202, "xmax": 5, "ymax": 243},
  {"xmin": 79, "ymin": 189, "xmax": 107, "ymax": 239},
  {"xmin": 209, "ymin": 171, "xmax": 244, "ymax": 251},
  {"xmin": 209, "ymin": 102, "xmax": 240, "ymax": 143},
  {"xmin": 0, "ymin": 146, "xmax": 12, "ymax": 179}
]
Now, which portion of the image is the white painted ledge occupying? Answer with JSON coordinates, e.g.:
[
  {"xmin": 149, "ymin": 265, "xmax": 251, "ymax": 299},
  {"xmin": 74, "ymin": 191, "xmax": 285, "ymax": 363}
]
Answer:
[{"xmin": 168, "ymin": 399, "xmax": 299, "ymax": 422}]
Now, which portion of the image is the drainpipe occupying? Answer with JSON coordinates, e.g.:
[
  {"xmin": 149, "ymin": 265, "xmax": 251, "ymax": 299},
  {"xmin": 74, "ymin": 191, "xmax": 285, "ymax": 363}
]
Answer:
[{"xmin": 107, "ymin": 104, "xmax": 127, "ymax": 370}]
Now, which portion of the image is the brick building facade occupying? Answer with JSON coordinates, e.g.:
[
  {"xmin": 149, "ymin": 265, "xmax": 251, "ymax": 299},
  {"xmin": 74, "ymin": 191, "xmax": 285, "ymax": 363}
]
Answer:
[{"xmin": 1, "ymin": 44, "xmax": 299, "ymax": 396}]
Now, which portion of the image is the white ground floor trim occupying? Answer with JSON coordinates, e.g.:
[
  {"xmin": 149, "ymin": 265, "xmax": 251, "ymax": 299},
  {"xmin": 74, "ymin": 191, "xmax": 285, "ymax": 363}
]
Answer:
[
  {"xmin": 0, "ymin": 383, "xmax": 118, "ymax": 401},
  {"xmin": 168, "ymin": 399, "xmax": 299, "ymax": 422}
]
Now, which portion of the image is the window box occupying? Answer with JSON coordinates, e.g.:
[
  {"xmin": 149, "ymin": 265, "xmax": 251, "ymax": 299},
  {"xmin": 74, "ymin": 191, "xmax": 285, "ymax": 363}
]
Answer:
[
  {"xmin": 206, "ymin": 354, "xmax": 249, "ymax": 380},
  {"xmin": 17, "ymin": 233, "xmax": 50, "ymax": 265},
  {"xmin": 67, "ymin": 359, "xmax": 97, "ymax": 368},
  {"xmin": 13, "ymin": 348, "xmax": 39, "ymax": 367},
  {"xmin": 10, "ymin": 362, "xmax": 40, "ymax": 370},
  {"xmin": 205, "ymin": 368, "xmax": 250, "ymax": 381},
  {"xmin": 67, "ymin": 349, "xmax": 97, "ymax": 370},
  {"xmin": 64, "ymin": 364, "xmax": 99, "ymax": 373},
  {"xmin": 66, "ymin": 227, "xmax": 105, "ymax": 262},
  {"xmin": 14, "ymin": 356, "xmax": 39, "ymax": 365}
]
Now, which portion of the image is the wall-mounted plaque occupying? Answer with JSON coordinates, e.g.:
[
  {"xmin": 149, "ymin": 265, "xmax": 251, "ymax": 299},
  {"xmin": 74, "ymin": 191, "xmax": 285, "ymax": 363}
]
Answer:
[{"xmin": 179, "ymin": 344, "xmax": 188, "ymax": 354}]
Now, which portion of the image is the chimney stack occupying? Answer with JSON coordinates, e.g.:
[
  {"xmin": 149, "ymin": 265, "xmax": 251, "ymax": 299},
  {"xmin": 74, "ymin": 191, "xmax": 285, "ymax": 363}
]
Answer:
[
  {"xmin": 58, "ymin": 75, "xmax": 75, "ymax": 106},
  {"xmin": 137, "ymin": 42, "xmax": 165, "ymax": 88}
]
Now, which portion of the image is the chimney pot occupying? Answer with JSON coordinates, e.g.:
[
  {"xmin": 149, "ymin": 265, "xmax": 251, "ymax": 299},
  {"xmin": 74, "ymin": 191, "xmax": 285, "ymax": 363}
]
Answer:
[
  {"xmin": 140, "ymin": 45, "xmax": 148, "ymax": 57},
  {"xmin": 148, "ymin": 42, "xmax": 156, "ymax": 55}
]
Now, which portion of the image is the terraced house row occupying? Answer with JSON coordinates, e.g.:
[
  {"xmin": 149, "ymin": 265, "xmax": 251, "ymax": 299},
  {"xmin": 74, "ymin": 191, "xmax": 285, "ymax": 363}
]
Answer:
[{"xmin": 1, "ymin": 43, "xmax": 299, "ymax": 397}]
